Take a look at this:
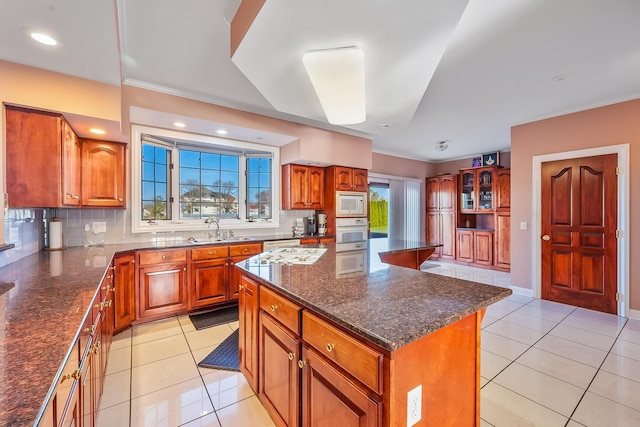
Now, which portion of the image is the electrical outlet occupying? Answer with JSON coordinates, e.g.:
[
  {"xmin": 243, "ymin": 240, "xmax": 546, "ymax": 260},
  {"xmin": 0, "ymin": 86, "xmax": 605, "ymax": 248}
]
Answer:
[
  {"xmin": 407, "ymin": 385, "xmax": 422, "ymax": 426},
  {"xmin": 92, "ymin": 222, "xmax": 106, "ymax": 233}
]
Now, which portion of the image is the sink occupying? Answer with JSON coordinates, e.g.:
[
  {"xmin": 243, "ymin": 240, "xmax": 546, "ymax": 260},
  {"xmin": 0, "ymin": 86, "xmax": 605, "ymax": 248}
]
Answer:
[{"xmin": 222, "ymin": 236, "xmax": 254, "ymax": 241}]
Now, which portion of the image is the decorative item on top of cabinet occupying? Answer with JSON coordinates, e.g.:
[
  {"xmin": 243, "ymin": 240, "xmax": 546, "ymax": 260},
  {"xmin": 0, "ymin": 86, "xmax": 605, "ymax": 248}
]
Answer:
[
  {"xmin": 282, "ymin": 164, "xmax": 325, "ymax": 210},
  {"xmin": 426, "ymin": 174, "xmax": 457, "ymax": 260},
  {"xmin": 137, "ymin": 249, "xmax": 189, "ymax": 320},
  {"xmin": 82, "ymin": 139, "xmax": 126, "ymax": 207},
  {"xmin": 5, "ymin": 106, "xmax": 81, "ymax": 207},
  {"xmin": 326, "ymin": 166, "xmax": 368, "ymax": 191}
]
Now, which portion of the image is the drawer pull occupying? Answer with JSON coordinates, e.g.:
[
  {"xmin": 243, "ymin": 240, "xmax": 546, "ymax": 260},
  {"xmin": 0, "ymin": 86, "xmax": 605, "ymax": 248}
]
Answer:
[
  {"xmin": 108, "ymin": 266, "xmax": 116, "ymax": 271},
  {"xmin": 326, "ymin": 343, "xmax": 335, "ymax": 353},
  {"xmin": 298, "ymin": 360, "xmax": 306, "ymax": 369},
  {"xmin": 162, "ymin": 255, "xmax": 166, "ymax": 260},
  {"xmin": 106, "ymin": 300, "xmax": 112, "ymax": 308},
  {"xmin": 61, "ymin": 369, "xmax": 81, "ymax": 382},
  {"xmin": 288, "ymin": 352, "xmax": 295, "ymax": 361},
  {"xmin": 84, "ymin": 324, "xmax": 97, "ymax": 334},
  {"xmin": 238, "ymin": 285, "xmax": 244, "ymax": 290},
  {"xmin": 183, "ymin": 267, "xmax": 186, "ymax": 271},
  {"xmin": 270, "ymin": 304, "xmax": 279, "ymax": 312},
  {"xmin": 208, "ymin": 251, "xmax": 213, "ymax": 255}
]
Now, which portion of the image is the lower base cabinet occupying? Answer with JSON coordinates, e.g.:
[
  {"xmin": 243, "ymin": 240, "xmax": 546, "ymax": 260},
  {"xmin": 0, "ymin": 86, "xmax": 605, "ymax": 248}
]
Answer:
[
  {"xmin": 456, "ymin": 229, "xmax": 493, "ymax": 267},
  {"xmin": 239, "ymin": 276, "xmax": 260, "ymax": 391}
]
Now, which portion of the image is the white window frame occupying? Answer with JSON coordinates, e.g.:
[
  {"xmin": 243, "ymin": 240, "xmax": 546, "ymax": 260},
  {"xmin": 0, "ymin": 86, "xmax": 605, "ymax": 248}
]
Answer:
[{"xmin": 131, "ymin": 124, "xmax": 280, "ymax": 233}]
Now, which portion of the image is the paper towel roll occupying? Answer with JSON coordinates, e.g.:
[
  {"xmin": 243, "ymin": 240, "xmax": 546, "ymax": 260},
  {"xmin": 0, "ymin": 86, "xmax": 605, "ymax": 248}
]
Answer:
[{"xmin": 49, "ymin": 218, "xmax": 63, "ymax": 249}]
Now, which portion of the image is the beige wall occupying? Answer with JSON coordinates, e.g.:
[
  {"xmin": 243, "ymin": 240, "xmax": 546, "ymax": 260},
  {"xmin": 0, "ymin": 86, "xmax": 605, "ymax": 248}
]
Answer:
[
  {"xmin": 432, "ymin": 151, "xmax": 511, "ymax": 176},
  {"xmin": 511, "ymin": 98, "xmax": 640, "ymax": 310}
]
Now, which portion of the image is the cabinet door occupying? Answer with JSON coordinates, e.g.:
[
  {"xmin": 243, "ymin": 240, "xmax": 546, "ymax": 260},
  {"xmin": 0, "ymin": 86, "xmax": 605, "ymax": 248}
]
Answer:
[
  {"xmin": 477, "ymin": 168, "xmax": 494, "ymax": 212},
  {"xmin": 81, "ymin": 140, "xmax": 126, "ymax": 207},
  {"xmin": 474, "ymin": 231, "xmax": 493, "ymax": 266},
  {"xmin": 307, "ymin": 166, "xmax": 325, "ymax": 209},
  {"xmin": 301, "ymin": 346, "xmax": 380, "ymax": 427},
  {"xmin": 426, "ymin": 211, "xmax": 441, "ymax": 258},
  {"xmin": 239, "ymin": 276, "xmax": 259, "ymax": 392},
  {"xmin": 259, "ymin": 312, "xmax": 300, "ymax": 427},
  {"xmin": 440, "ymin": 211, "xmax": 457, "ymax": 260},
  {"xmin": 191, "ymin": 258, "xmax": 227, "ymax": 308},
  {"xmin": 495, "ymin": 213, "xmax": 511, "ymax": 270},
  {"xmin": 496, "ymin": 169, "xmax": 511, "ymax": 211},
  {"xmin": 459, "ymin": 171, "xmax": 476, "ymax": 212},
  {"xmin": 352, "ymin": 169, "xmax": 368, "ymax": 191},
  {"xmin": 334, "ymin": 166, "xmax": 354, "ymax": 191},
  {"xmin": 456, "ymin": 230, "xmax": 474, "ymax": 263},
  {"xmin": 62, "ymin": 120, "xmax": 81, "ymax": 206},
  {"xmin": 113, "ymin": 253, "xmax": 136, "ymax": 333},
  {"xmin": 439, "ymin": 175, "xmax": 457, "ymax": 211},
  {"xmin": 138, "ymin": 263, "xmax": 188, "ymax": 318},
  {"xmin": 6, "ymin": 107, "xmax": 63, "ymax": 207},
  {"xmin": 426, "ymin": 178, "xmax": 440, "ymax": 211},
  {"xmin": 283, "ymin": 164, "xmax": 310, "ymax": 209}
]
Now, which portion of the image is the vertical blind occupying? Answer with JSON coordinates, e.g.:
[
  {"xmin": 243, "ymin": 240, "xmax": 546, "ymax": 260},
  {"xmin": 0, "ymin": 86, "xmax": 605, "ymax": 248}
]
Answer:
[{"xmin": 388, "ymin": 179, "xmax": 421, "ymax": 241}]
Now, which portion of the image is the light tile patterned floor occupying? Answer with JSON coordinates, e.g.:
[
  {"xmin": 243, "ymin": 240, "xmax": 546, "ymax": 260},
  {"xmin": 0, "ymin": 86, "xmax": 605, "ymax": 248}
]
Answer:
[{"xmin": 96, "ymin": 261, "xmax": 640, "ymax": 426}]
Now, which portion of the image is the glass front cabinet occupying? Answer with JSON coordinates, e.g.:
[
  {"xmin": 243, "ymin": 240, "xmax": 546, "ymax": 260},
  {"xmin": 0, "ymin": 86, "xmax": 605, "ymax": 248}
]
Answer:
[{"xmin": 459, "ymin": 167, "xmax": 496, "ymax": 213}]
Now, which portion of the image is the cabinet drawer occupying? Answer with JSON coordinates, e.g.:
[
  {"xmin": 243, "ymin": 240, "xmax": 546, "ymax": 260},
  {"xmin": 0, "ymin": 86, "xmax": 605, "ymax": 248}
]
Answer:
[
  {"xmin": 302, "ymin": 311, "xmax": 383, "ymax": 394},
  {"xmin": 229, "ymin": 243, "xmax": 262, "ymax": 257},
  {"xmin": 260, "ymin": 287, "xmax": 301, "ymax": 335},
  {"xmin": 139, "ymin": 249, "xmax": 187, "ymax": 265},
  {"xmin": 191, "ymin": 246, "xmax": 229, "ymax": 261}
]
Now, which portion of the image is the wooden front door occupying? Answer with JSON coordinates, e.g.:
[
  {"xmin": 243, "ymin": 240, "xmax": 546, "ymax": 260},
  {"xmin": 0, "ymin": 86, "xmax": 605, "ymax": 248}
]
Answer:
[{"xmin": 541, "ymin": 154, "xmax": 618, "ymax": 314}]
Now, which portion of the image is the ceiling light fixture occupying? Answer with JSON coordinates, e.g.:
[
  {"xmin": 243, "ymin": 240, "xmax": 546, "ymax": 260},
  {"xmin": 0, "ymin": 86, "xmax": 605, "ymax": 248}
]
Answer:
[
  {"xmin": 173, "ymin": 121, "xmax": 187, "ymax": 128},
  {"xmin": 89, "ymin": 128, "xmax": 106, "ymax": 135},
  {"xmin": 435, "ymin": 141, "xmax": 448, "ymax": 151},
  {"xmin": 302, "ymin": 46, "xmax": 365, "ymax": 125},
  {"xmin": 30, "ymin": 32, "xmax": 57, "ymax": 46},
  {"xmin": 216, "ymin": 129, "xmax": 228, "ymax": 135}
]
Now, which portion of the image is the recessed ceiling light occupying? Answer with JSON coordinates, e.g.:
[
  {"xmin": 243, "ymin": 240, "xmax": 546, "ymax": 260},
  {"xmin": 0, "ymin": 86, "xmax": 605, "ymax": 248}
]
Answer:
[
  {"xmin": 30, "ymin": 32, "xmax": 57, "ymax": 46},
  {"xmin": 216, "ymin": 129, "xmax": 228, "ymax": 135},
  {"xmin": 89, "ymin": 128, "xmax": 106, "ymax": 135},
  {"xmin": 254, "ymin": 136, "xmax": 264, "ymax": 140},
  {"xmin": 552, "ymin": 74, "xmax": 568, "ymax": 82},
  {"xmin": 174, "ymin": 121, "xmax": 187, "ymax": 128},
  {"xmin": 379, "ymin": 123, "xmax": 392, "ymax": 129}
]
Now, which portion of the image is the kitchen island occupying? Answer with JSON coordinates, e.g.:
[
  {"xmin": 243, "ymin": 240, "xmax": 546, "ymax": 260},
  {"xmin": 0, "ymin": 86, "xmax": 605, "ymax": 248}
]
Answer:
[{"xmin": 236, "ymin": 243, "xmax": 511, "ymax": 426}]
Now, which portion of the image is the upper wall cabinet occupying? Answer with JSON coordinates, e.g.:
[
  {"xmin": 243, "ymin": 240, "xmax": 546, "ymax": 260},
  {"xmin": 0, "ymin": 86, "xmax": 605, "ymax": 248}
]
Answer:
[
  {"xmin": 459, "ymin": 166, "xmax": 498, "ymax": 213},
  {"xmin": 81, "ymin": 140, "xmax": 126, "ymax": 207},
  {"xmin": 327, "ymin": 166, "xmax": 368, "ymax": 192},
  {"xmin": 5, "ymin": 106, "xmax": 126, "ymax": 208},
  {"xmin": 281, "ymin": 164, "xmax": 325, "ymax": 210}
]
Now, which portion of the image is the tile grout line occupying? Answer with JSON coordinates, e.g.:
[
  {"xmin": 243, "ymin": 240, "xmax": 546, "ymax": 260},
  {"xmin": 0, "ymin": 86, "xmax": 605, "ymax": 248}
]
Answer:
[{"xmin": 563, "ymin": 316, "xmax": 630, "ymax": 426}]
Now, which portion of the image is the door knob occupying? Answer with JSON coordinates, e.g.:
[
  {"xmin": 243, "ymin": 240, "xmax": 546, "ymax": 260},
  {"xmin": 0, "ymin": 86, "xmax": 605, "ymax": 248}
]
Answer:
[{"xmin": 541, "ymin": 235, "xmax": 550, "ymax": 241}]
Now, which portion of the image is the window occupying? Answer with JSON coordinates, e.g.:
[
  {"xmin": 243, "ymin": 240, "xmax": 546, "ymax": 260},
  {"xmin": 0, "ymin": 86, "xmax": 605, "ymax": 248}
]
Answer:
[{"xmin": 132, "ymin": 125, "xmax": 280, "ymax": 233}]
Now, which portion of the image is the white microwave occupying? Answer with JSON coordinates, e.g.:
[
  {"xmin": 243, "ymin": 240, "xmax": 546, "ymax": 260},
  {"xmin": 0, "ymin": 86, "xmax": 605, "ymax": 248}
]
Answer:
[{"xmin": 336, "ymin": 191, "xmax": 367, "ymax": 217}]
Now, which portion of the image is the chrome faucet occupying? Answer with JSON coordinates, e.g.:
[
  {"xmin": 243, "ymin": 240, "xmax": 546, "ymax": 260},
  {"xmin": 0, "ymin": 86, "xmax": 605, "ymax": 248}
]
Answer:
[{"xmin": 204, "ymin": 216, "xmax": 220, "ymax": 238}]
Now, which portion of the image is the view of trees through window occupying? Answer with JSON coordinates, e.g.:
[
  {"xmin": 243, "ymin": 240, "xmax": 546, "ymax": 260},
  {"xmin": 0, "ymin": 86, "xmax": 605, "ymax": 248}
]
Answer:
[
  {"xmin": 141, "ymin": 145, "xmax": 170, "ymax": 220},
  {"xmin": 369, "ymin": 185, "xmax": 389, "ymax": 238}
]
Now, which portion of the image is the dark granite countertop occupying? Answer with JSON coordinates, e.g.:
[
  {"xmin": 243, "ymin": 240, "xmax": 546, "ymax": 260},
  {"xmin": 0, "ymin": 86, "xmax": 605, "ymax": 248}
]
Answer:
[
  {"xmin": 237, "ymin": 240, "xmax": 511, "ymax": 352},
  {"xmin": 0, "ymin": 236, "xmax": 509, "ymax": 426}
]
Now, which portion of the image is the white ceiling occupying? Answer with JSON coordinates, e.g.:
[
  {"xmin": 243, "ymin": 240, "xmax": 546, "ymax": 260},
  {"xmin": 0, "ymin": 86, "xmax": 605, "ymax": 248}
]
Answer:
[{"xmin": 1, "ymin": 0, "xmax": 639, "ymax": 162}]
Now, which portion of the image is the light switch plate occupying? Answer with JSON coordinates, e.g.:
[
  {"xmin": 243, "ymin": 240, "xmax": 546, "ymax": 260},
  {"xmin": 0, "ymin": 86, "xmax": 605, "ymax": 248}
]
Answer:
[{"xmin": 520, "ymin": 221, "xmax": 527, "ymax": 230}]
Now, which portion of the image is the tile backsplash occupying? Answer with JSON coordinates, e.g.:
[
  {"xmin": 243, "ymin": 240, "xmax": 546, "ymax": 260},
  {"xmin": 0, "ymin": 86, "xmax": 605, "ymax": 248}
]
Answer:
[{"xmin": 1, "ymin": 207, "xmax": 314, "ymax": 268}]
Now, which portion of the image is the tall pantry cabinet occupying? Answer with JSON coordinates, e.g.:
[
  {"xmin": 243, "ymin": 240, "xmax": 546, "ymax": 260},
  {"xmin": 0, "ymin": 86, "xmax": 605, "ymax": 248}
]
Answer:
[{"xmin": 425, "ymin": 175, "xmax": 457, "ymax": 260}]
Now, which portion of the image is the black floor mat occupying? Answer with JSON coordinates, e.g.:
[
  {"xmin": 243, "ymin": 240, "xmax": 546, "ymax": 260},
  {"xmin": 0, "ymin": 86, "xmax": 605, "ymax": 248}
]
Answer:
[
  {"xmin": 198, "ymin": 329, "xmax": 239, "ymax": 371},
  {"xmin": 189, "ymin": 306, "xmax": 238, "ymax": 330}
]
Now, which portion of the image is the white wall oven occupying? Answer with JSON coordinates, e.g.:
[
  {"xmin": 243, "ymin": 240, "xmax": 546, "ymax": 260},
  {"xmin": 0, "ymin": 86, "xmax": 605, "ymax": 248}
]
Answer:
[
  {"xmin": 335, "ymin": 217, "xmax": 368, "ymax": 252},
  {"xmin": 336, "ymin": 191, "xmax": 367, "ymax": 217}
]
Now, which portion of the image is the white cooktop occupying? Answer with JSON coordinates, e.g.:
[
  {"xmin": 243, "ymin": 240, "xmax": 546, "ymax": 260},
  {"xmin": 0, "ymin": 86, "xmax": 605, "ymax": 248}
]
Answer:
[{"xmin": 256, "ymin": 247, "xmax": 327, "ymax": 265}]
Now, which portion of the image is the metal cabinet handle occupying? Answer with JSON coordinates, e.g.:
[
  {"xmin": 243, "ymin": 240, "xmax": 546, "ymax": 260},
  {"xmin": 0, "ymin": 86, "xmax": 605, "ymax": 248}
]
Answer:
[
  {"xmin": 270, "ymin": 304, "xmax": 278, "ymax": 312},
  {"xmin": 298, "ymin": 360, "xmax": 306, "ymax": 369},
  {"xmin": 288, "ymin": 352, "xmax": 295, "ymax": 361},
  {"xmin": 61, "ymin": 369, "xmax": 81, "ymax": 383},
  {"xmin": 326, "ymin": 343, "xmax": 335, "ymax": 352}
]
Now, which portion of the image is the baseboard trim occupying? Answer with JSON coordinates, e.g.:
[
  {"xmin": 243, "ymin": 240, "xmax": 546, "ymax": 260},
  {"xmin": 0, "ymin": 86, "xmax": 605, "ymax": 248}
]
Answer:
[
  {"xmin": 510, "ymin": 286, "xmax": 534, "ymax": 297},
  {"xmin": 629, "ymin": 309, "xmax": 640, "ymax": 320}
]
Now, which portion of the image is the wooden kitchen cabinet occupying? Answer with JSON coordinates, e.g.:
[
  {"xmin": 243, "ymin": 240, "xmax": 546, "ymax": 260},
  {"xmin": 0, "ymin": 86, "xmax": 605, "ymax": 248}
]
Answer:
[
  {"xmin": 239, "ymin": 275, "xmax": 260, "ymax": 391},
  {"xmin": 456, "ymin": 229, "xmax": 493, "ymax": 266},
  {"xmin": 494, "ymin": 168, "xmax": 511, "ymax": 270},
  {"xmin": 81, "ymin": 139, "xmax": 126, "ymax": 208},
  {"xmin": 426, "ymin": 175, "xmax": 457, "ymax": 260},
  {"xmin": 191, "ymin": 246, "xmax": 229, "ymax": 308},
  {"xmin": 495, "ymin": 168, "xmax": 511, "ymax": 212},
  {"xmin": 328, "ymin": 166, "xmax": 368, "ymax": 191},
  {"xmin": 459, "ymin": 167, "xmax": 497, "ymax": 213},
  {"xmin": 282, "ymin": 164, "xmax": 325, "ymax": 210},
  {"xmin": 137, "ymin": 249, "xmax": 188, "ymax": 319},
  {"xmin": 228, "ymin": 243, "xmax": 263, "ymax": 300},
  {"xmin": 113, "ymin": 252, "xmax": 136, "ymax": 333},
  {"xmin": 301, "ymin": 346, "xmax": 380, "ymax": 427},
  {"xmin": 5, "ymin": 106, "xmax": 80, "ymax": 207},
  {"xmin": 259, "ymin": 312, "xmax": 301, "ymax": 427}
]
